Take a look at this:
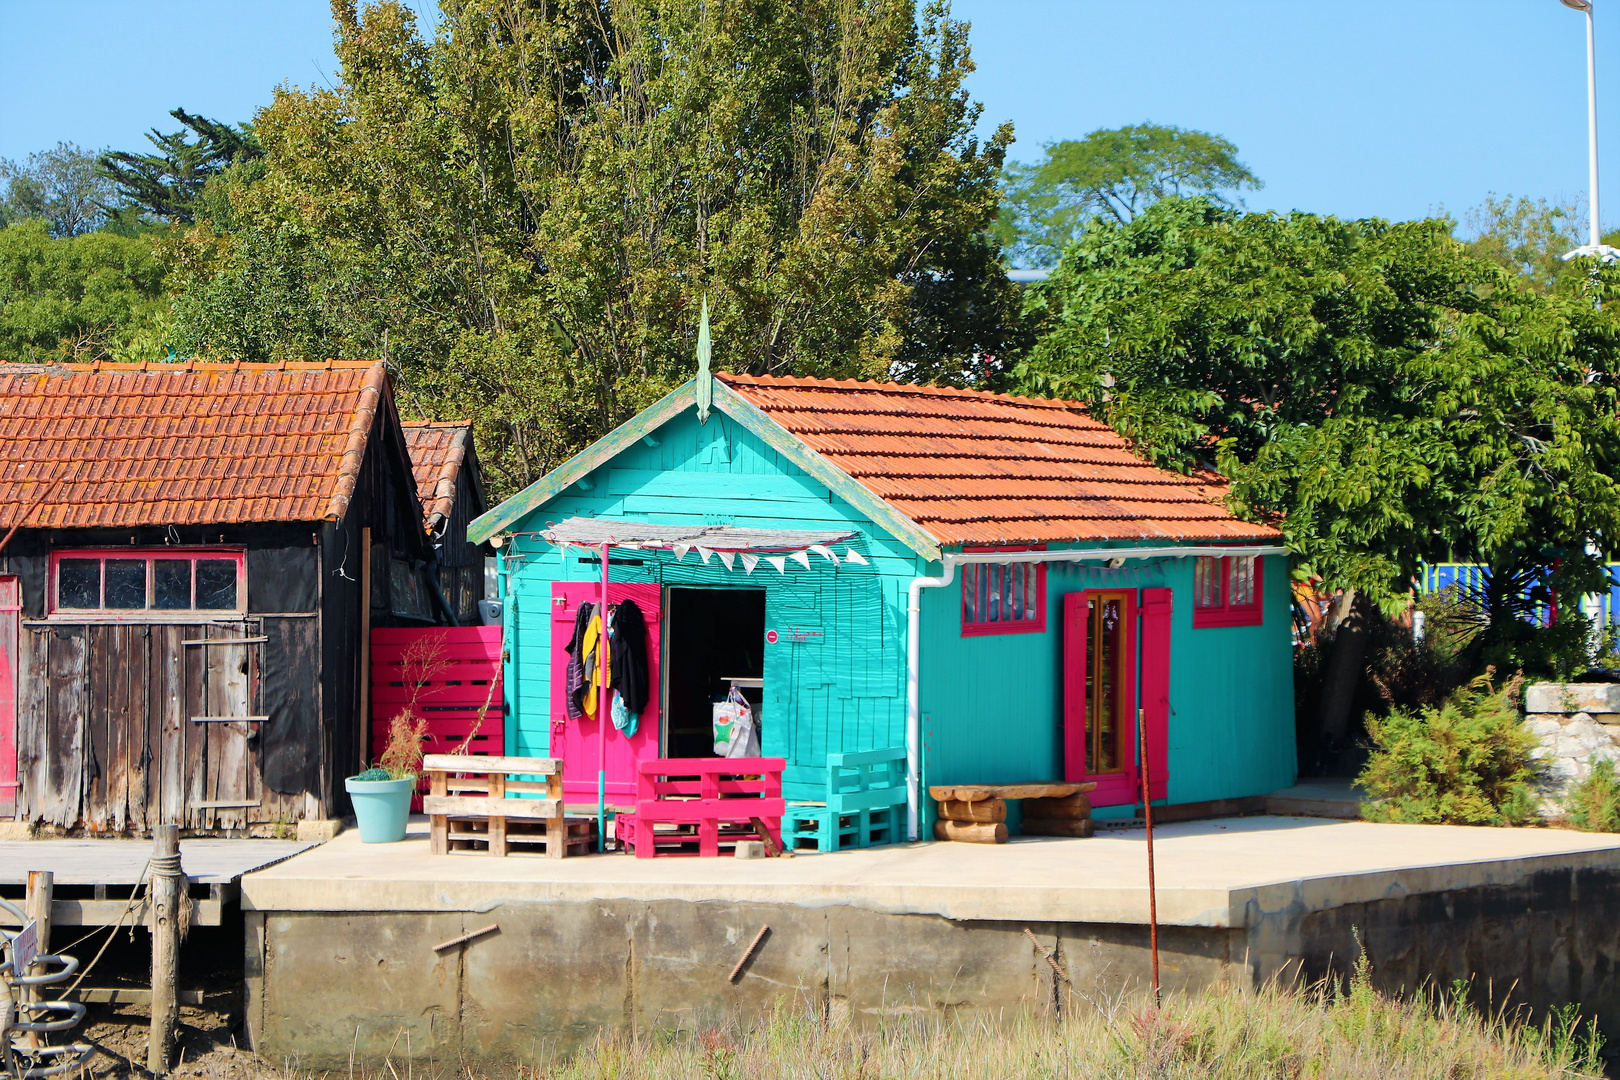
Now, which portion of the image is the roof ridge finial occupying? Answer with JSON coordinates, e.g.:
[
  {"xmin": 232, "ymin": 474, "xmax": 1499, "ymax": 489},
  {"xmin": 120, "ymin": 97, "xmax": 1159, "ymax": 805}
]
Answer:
[{"xmin": 695, "ymin": 293, "xmax": 712, "ymax": 425}]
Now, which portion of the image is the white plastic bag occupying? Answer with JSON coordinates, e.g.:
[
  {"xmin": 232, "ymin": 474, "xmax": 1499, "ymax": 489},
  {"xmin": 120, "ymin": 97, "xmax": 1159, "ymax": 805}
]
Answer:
[{"xmin": 712, "ymin": 685, "xmax": 760, "ymax": 757}]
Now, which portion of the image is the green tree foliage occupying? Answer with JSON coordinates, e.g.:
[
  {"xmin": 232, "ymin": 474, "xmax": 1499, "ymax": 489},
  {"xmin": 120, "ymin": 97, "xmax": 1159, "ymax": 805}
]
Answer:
[
  {"xmin": 0, "ymin": 143, "xmax": 117, "ymax": 237},
  {"xmin": 1459, "ymin": 193, "xmax": 1582, "ymax": 293},
  {"xmin": 0, "ymin": 220, "xmax": 169, "ymax": 362},
  {"xmin": 1018, "ymin": 197, "xmax": 1620, "ymax": 627},
  {"xmin": 1358, "ymin": 673, "xmax": 1541, "ymax": 826},
  {"xmin": 169, "ymin": 0, "xmax": 1020, "ymax": 496},
  {"xmin": 99, "ymin": 108, "xmax": 263, "ymax": 225},
  {"xmin": 997, "ymin": 124, "xmax": 1260, "ymax": 268}
]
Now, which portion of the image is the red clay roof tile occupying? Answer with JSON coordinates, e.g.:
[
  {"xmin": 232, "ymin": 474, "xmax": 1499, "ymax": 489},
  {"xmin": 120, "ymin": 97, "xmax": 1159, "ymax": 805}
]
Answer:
[
  {"xmin": 0, "ymin": 360, "xmax": 390, "ymax": 530},
  {"xmin": 718, "ymin": 372, "xmax": 1280, "ymax": 548},
  {"xmin": 401, "ymin": 421, "xmax": 473, "ymax": 530}
]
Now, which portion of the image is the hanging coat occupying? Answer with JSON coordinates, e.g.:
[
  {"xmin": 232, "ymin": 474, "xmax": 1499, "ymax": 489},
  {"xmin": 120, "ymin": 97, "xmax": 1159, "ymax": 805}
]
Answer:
[
  {"xmin": 562, "ymin": 601, "xmax": 594, "ymax": 721},
  {"xmin": 609, "ymin": 598, "xmax": 650, "ymax": 714}
]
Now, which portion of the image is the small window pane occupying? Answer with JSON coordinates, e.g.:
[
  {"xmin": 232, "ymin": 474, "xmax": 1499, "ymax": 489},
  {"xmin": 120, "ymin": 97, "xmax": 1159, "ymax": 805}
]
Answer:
[
  {"xmin": 1011, "ymin": 565, "xmax": 1024, "ymax": 621},
  {"xmin": 986, "ymin": 565, "xmax": 1001, "ymax": 622},
  {"xmin": 104, "ymin": 559, "xmax": 146, "ymax": 609},
  {"xmin": 58, "ymin": 559, "xmax": 100, "ymax": 609},
  {"xmin": 962, "ymin": 565, "xmax": 978, "ymax": 622},
  {"xmin": 195, "ymin": 560, "xmax": 238, "ymax": 610},
  {"xmin": 154, "ymin": 560, "xmax": 192, "ymax": 609},
  {"xmin": 1026, "ymin": 564, "xmax": 1038, "ymax": 620}
]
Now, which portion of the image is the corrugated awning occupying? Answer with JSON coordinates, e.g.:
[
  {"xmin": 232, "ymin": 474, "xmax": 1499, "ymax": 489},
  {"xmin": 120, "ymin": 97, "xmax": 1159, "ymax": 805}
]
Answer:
[{"xmin": 541, "ymin": 516, "xmax": 856, "ymax": 553}]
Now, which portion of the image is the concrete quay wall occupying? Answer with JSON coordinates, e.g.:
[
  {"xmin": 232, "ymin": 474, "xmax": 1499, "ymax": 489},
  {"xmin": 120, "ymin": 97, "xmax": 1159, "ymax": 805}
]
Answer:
[{"xmin": 244, "ymin": 862, "xmax": 1620, "ymax": 1066}]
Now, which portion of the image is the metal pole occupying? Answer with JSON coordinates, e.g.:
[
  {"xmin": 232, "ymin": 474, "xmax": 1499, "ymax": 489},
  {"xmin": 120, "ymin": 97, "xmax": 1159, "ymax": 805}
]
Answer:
[
  {"xmin": 1137, "ymin": 708, "xmax": 1160, "ymax": 1006},
  {"xmin": 148, "ymin": 825, "xmax": 182, "ymax": 1076},
  {"xmin": 1588, "ymin": 5, "xmax": 1602, "ymax": 246},
  {"xmin": 597, "ymin": 542, "xmax": 610, "ymax": 852}
]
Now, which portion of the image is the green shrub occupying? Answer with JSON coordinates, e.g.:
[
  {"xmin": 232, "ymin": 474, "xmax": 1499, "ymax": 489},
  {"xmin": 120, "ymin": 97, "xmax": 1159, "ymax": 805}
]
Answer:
[
  {"xmin": 1566, "ymin": 758, "xmax": 1620, "ymax": 833},
  {"xmin": 1359, "ymin": 672, "xmax": 1542, "ymax": 825}
]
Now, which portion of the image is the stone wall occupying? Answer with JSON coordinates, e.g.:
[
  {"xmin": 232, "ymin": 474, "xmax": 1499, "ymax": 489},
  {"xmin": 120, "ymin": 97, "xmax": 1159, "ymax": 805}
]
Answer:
[{"xmin": 1524, "ymin": 682, "xmax": 1620, "ymax": 811}]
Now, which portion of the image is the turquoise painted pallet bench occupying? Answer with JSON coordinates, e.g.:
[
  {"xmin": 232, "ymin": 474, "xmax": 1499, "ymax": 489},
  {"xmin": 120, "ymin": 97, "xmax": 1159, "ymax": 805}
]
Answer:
[{"xmin": 782, "ymin": 747, "xmax": 907, "ymax": 853}]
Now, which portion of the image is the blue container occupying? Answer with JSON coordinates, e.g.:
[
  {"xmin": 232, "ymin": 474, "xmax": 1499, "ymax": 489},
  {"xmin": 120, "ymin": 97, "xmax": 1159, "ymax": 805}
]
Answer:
[{"xmin": 345, "ymin": 776, "xmax": 414, "ymax": 843}]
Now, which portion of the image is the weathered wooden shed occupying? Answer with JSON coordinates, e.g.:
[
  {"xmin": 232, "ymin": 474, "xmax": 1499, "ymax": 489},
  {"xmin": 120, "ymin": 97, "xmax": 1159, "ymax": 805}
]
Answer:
[
  {"xmin": 469, "ymin": 370, "xmax": 1296, "ymax": 837},
  {"xmin": 401, "ymin": 420, "xmax": 489, "ymax": 625},
  {"xmin": 0, "ymin": 359, "xmax": 432, "ymax": 833}
]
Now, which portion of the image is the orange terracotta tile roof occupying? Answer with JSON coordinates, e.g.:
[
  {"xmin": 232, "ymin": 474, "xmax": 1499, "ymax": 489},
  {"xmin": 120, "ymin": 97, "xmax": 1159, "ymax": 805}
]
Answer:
[
  {"xmin": 0, "ymin": 360, "xmax": 391, "ymax": 530},
  {"xmin": 401, "ymin": 420, "xmax": 473, "ymax": 532},
  {"xmin": 718, "ymin": 373, "xmax": 1281, "ymax": 547}
]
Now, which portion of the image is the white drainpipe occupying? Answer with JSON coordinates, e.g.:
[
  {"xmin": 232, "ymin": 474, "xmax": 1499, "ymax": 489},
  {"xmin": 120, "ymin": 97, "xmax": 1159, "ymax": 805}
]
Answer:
[{"xmin": 904, "ymin": 544, "xmax": 1289, "ymax": 841}]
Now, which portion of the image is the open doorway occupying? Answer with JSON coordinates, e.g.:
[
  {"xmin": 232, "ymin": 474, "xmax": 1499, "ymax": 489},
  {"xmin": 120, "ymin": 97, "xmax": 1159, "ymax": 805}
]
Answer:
[{"xmin": 664, "ymin": 588, "xmax": 766, "ymax": 758}]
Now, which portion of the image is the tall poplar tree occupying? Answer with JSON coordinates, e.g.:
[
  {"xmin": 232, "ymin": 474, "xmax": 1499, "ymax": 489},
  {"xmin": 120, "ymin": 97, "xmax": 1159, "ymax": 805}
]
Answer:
[{"xmin": 170, "ymin": 0, "xmax": 1020, "ymax": 495}]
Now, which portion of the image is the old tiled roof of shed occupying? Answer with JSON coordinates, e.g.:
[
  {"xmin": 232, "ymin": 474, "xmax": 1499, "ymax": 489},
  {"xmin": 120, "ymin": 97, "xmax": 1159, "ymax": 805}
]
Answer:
[
  {"xmin": 401, "ymin": 420, "xmax": 474, "ymax": 532},
  {"xmin": 0, "ymin": 360, "xmax": 390, "ymax": 529},
  {"xmin": 718, "ymin": 373, "xmax": 1281, "ymax": 547}
]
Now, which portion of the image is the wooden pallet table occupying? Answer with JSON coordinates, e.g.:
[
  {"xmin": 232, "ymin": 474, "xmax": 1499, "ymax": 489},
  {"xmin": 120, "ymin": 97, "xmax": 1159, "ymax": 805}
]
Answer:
[
  {"xmin": 928, "ymin": 781, "xmax": 1099, "ymax": 844},
  {"xmin": 617, "ymin": 757, "xmax": 785, "ymax": 858},
  {"xmin": 423, "ymin": 754, "xmax": 571, "ymax": 857}
]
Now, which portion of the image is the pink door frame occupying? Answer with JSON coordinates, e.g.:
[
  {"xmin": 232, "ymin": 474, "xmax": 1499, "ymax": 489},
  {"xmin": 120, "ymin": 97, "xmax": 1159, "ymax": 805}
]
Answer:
[
  {"xmin": 0, "ymin": 576, "xmax": 17, "ymax": 817},
  {"xmin": 1061, "ymin": 586, "xmax": 1171, "ymax": 808},
  {"xmin": 550, "ymin": 581, "xmax": 662, "ymax": 807}
]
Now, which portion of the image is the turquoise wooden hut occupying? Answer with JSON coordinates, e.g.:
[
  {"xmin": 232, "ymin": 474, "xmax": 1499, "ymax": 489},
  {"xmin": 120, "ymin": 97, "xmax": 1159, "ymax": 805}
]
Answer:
[{"xmin": 467, "ymin": 370, "xmax": 1294, "ymax": 839}]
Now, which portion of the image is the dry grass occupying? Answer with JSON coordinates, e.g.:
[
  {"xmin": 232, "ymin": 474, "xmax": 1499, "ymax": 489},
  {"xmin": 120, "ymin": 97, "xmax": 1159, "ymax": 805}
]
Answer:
[{"xmin": 237, "ymin": 963, "xmax": 1603, "ymax": 1080}]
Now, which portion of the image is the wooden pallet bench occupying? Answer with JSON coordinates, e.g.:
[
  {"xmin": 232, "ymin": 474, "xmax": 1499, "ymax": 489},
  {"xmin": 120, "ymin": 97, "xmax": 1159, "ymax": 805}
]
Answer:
[
  {"xmin": 423, "ymin": 754, "xmax": 584, "ymax": 857},
  {"xmin": 616, "ymin": 757, "xmax": 785, "ymax": 858},
  {"xmin": 783, "ymin": 747, "xmax": 906, "ymax": 853},
  {"xmin": 929, "ymin": 781, "xmax": 1099, "ymax": 844}
]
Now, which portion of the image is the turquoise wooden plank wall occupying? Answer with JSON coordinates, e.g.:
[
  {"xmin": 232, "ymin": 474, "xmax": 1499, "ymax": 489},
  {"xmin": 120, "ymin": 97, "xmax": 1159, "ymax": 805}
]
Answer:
[
  {"xmin": 916, "ymin": 553, "xmax": 1295, "ymax": 818},
  {"xmin": 498, "ymin": 408, "xmax": 925, "ymax": 801}
]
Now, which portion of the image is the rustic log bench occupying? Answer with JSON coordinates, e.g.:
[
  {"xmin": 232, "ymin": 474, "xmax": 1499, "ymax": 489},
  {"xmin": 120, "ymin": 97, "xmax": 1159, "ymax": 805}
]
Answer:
[
  {"xmin": 423, "ymin": 754, "xmax": 589, "ymax": 857},
  {"xmin": 929, "ymin": 782, "xmax": 1099, "ymax": 844}
]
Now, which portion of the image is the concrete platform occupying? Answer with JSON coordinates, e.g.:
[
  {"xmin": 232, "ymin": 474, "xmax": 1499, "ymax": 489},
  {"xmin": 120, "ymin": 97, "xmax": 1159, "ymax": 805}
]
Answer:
[
  {"xmin": 1267, "ymin": 778, "xmax": 1364, "ymax": 819},
  {"xmin": 241, "ymin": 814, "xmax": 1620, "ymax": 927},
  {"xmin": 241, "ymin": 817, "xmax": 1620, "ymax": 1064}
]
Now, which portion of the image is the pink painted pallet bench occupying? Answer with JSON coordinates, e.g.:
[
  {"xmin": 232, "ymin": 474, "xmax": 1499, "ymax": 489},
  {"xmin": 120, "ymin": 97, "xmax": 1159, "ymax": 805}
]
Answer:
[{"xmin": 615, "ymin": 757, "xmax": 786, "ymax": 858}]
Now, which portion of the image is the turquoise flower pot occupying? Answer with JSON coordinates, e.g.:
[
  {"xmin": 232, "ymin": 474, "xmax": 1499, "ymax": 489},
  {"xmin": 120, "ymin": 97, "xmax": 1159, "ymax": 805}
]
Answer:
[{"xmin": 345, "ymin": 776, "xmax": 413, "ymax": 843}]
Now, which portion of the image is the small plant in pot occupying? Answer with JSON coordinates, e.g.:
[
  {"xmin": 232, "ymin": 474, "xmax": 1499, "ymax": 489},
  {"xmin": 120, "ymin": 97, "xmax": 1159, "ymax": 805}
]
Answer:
[{"xmin": 346, "ymin": 712, "xmax": 429, "ymax": 843}]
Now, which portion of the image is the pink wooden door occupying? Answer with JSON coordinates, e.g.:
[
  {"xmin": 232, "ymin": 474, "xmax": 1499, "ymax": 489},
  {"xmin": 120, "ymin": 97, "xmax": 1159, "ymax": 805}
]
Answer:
[
  {"xmin": 550, "ymin": 581, "xmax": 661, "ymax": 806},
  {"xmin": 1061, "ymin": 587, "xmax": 1171, "ymax": 809},
  {"xmin": 0, "ymin": 577, "xmax": 16, "ymax": 818}
]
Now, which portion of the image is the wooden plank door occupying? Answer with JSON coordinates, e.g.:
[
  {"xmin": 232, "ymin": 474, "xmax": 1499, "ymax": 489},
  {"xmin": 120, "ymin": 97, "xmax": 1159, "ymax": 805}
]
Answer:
[
  {"xmin": 549, "ymin": 581, "xmax": 661, "ymax": 806},
  {"xmin": 184, "ymin": 620, "xmax": 263, "ymax": 831},
  {"xmin": 0, "ymin": 577, "xmax": 16, "ymax": 818}
]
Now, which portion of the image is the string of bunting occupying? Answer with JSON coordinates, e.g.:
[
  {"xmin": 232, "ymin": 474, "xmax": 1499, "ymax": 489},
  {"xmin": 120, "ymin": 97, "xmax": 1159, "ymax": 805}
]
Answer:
[{"xmin": 535, "ymin": 516, "xmax": 868, "ymax": 574}]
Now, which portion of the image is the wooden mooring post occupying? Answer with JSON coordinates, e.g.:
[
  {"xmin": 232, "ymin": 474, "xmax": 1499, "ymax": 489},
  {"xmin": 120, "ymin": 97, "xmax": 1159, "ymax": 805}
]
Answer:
[
  {"xmin": 148, "ymin": 825, "xmax": 183, "ymax": 1076},
  {"xmin": 24, "ymin": 870, "xmax": 52, "ymax": 1052}
]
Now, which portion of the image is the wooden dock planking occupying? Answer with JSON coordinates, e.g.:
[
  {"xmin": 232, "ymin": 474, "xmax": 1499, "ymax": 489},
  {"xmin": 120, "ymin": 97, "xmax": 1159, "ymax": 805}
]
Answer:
[{"xmin": 0, "ymin": 838, "xmax": 316, "ymax": 926}]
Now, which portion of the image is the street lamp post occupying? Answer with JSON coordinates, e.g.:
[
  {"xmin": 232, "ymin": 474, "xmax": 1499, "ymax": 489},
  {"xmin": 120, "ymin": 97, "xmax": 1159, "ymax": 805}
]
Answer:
[
  {"xmin": 1561, "ymin": 0, "xmax": 1620, "ymax": 260},
  {"xmin": 1560, "ymin": 1, "xmax": 1619, "ymax": 656}
]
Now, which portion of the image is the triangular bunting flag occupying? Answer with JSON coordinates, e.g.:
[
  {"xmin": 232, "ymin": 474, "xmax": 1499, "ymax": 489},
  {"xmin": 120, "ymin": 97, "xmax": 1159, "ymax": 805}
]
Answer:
[
  {"xmin": 673, "ymin": 543, "xmax": 690, "ymax": 561},
  {"xmin": 741, "ymin": 553, "xmax": 760, "ymax": 574},
  {"xmin": 809, "ymin": 544, "xmax": 838, "ymax": 564},
  {"xmin": 697, "ymin": 546, "xmax": 714, "ymax": 564},
  {"xmin": 767, "ymin": 555, "xmax": 788, "ymax": 574},
  {"xmin": 789, "ymin": 550, "xmax": 812, "ymax": 570},
  {"xmin": 842, "ymin": 548, "xmax": 868, "ymax": 565},
  {"xmin": 717, "ymin": 550, "xmax": 736, "ymax": 570}
]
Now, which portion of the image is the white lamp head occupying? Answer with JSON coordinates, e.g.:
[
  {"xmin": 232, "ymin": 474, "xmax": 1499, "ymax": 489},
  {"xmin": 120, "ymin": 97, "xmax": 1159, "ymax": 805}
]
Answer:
[{"xmin": 1564, "ymin": 0, "xmax": 1594, "ymax": 12}]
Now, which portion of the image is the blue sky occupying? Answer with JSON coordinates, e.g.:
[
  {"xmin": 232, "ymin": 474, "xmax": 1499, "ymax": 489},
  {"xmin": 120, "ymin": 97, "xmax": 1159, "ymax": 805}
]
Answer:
[{"xmin": 0, "ymin": 1, "xmax": 1610, "ymax": 230}]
